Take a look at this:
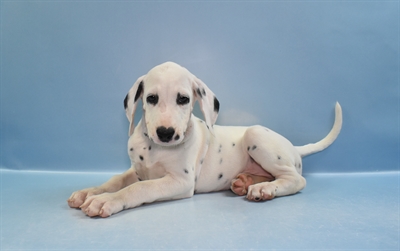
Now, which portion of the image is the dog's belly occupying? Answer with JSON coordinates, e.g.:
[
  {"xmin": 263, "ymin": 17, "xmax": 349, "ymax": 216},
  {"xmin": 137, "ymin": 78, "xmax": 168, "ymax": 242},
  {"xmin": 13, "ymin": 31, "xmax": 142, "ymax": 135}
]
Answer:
[
  {"xmin": 194, "ymin": 126, "xmax": 250, "ymax": 193},
  {"xmin": 241, "ymin": 158, "xmax": 275, "ymax": 180}
]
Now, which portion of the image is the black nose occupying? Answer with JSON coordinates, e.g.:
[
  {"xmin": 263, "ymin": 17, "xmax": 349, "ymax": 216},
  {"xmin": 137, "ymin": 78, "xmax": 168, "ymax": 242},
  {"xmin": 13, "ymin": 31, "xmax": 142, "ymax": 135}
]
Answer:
[{"xmin": 156, "ymin": 126, "xmax": 175, "ymax": 143}]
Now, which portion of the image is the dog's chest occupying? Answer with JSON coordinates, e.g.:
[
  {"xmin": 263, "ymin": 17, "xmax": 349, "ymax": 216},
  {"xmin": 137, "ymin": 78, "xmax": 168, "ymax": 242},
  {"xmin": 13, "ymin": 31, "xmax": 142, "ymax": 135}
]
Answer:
[{"xmin": 127, "ymin": 130, "xmax": 168, "ymax": 179}]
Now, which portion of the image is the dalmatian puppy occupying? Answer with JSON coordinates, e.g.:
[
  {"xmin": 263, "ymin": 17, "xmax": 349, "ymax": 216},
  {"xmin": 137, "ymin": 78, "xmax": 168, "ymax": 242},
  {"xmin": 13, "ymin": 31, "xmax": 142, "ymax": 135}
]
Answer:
[{"xmin": 68, "ymin": 62, "xmax": 342, "ymax": 217}]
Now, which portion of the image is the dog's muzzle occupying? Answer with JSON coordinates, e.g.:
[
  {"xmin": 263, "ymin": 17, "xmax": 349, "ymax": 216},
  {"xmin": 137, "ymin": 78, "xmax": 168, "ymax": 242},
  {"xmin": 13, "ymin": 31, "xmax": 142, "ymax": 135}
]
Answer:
[{"xmin": 156, "ymin": 126, "xmax": 176, "ymax": 143}]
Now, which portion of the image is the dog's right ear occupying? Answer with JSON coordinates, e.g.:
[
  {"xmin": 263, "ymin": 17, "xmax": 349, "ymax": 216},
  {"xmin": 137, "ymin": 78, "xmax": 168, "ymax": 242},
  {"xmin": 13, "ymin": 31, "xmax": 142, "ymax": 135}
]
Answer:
[
  {"xmin": 192, "ymin": 76, "xmax": 219, "ymax": 135},
  {"xmin": 124, "ymin": 75, "xmax": 145, "ymax": 136}
]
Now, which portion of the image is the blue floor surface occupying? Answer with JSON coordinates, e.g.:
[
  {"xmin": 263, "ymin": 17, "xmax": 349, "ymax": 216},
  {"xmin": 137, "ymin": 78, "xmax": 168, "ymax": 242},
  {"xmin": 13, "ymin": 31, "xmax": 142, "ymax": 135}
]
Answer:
[{"xmin": 1, "ymin": 170, "xmax": 399, "ymax": 250}]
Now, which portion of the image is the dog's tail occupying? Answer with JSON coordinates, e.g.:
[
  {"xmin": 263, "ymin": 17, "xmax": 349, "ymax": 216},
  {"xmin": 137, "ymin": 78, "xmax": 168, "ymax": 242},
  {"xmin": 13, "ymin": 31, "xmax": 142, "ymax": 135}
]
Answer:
[{"xmin": 295, "ymin": 102, "xmax": 342, "ymax": 158}]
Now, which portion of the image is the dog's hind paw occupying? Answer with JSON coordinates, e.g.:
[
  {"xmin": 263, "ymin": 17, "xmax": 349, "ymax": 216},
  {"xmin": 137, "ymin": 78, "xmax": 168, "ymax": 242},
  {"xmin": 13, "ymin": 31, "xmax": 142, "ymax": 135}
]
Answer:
[
  {"xmin": 247, "ymin": 182, "xmax": 278, "ymax": 201},
  {"xmin": 230, "ymin": 173, "xmax": 273, "ymax": 197}
]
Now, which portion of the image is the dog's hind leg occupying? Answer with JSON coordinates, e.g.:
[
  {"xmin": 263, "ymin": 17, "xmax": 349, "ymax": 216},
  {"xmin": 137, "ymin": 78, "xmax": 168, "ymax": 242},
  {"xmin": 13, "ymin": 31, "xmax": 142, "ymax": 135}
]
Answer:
[{"xmin": 239, "ymin": 126, "xmax": 306, "ymax": 201}]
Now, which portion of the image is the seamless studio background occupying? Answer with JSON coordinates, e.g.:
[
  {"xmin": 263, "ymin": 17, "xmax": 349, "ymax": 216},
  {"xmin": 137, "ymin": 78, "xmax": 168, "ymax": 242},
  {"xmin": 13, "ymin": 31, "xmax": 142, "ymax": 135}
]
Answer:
[{"xmin": 1, "ymin": 1, "xmax": 399, "ymax": 251}]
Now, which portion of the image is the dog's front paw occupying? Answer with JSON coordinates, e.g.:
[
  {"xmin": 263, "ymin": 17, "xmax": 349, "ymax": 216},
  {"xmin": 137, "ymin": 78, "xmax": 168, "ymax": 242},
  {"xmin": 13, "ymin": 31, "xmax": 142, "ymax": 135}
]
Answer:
[
  {"xmin": 247, "ymin": 182, "xmax": 277, "ymax": 202},
  {"xmin": 79, "ymin": 193, "xmax": 125, "ymax": 218},
  {"xmin": 67, "ymin": 187, "xmax": 105, "ymax": 208}
]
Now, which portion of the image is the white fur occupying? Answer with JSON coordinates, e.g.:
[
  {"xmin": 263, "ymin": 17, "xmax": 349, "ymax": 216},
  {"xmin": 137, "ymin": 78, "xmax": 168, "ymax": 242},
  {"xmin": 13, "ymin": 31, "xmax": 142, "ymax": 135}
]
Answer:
[{"xmin": 68, "ymin": 62, "xmax": 342, "ymax": 217}]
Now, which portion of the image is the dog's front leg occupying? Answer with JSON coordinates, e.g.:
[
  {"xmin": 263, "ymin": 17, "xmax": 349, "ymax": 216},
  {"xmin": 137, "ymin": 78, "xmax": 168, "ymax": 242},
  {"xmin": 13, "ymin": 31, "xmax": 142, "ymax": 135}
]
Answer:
[
  {"xmin": 67, "ymin": 167, "xmax": 139, "ymax": 208},
  {"xmin": 79, "ymin": 173, "xmax": 193, "ymax": 217}
]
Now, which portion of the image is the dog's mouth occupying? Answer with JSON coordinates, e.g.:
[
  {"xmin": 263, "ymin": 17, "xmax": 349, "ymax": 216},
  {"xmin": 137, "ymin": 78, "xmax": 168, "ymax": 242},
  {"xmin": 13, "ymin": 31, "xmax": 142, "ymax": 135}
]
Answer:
[{"xmin": 151, "ymin": 135, "xmax": 184, "ymax": 147}]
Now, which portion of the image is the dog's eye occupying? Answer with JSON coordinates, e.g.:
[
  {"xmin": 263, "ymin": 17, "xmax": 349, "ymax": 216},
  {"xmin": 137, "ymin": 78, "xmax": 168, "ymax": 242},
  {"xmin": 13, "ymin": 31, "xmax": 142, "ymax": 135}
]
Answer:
[
  {"xmin": 176, "ymin": 94, "xmax": 190, "ymax": 105},
  {"xmin": 146, "ymin": 94, "xmax": 159, "ymax": 105}
]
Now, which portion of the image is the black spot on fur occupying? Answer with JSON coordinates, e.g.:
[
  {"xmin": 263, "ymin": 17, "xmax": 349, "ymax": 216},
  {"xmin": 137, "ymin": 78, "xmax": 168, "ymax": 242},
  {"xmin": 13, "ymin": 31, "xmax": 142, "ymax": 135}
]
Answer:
[
  {"xmin": 174, "ymin": 135, "xmax": 180, "ymax": 141},
  {"xmin": 202, "ymin": 89, "xmax": 206, "ymax": 96},
  {"xmin": 134, "ymin": 81, "xmax": 143, "ymax": 102},
  {"xmin": 195, "ymin": 176, "xmax": 198, "ymax": 182},
  {"xmin": 213, "ymin": 96, "xmax": 220, "ymax": 113},
  {"xmin": 252, "ymin": 145, "xmax": 257, "ymax": 150},
  {"xmin": 144, "ymin": 132, "xmax": 148, "ymax": 137},
  {"xmin": 200, "ymin": 159, "xmax": 204, "ymax": 164},
  {"xmin": 220, "ymin": 158, "xmax": 223, "ymax": 164},
  {"xmin": 277, "ymin": 156, "xmax": 281, "ymax": 160},
  {"xmin": 184, "ymin": 169, "xmax": 189, "ymax": 174},
  {"xmin": 130, "ymin": 148, "xmax": 134, "ymax": 151},
  {"xmin": 138, "ymin": 177, "xmax": 142, "ymax": 181},
  {"xmin": 218, "ymin": 144, "xmax": 222, "ymax": 153},
  {"xmin": 140, "ymin": 155, "xmax": 144, "ymax": 161},
  {"xmin": 232, "ymin": 143, "xmax": 236, "ymax": 147},
  {"xmin": 124, "ymin": 93, "xmax": 129, "ymax": 109},
  {"xmin": 143, "ymin": 147, "xmax": 146, "ymax": 150},
  {"xmin": 247, "ymin": 146, "xmax": 250, "ymax": 151},
  {"xmin": 218, "ymin": 173, "xmax": 223, "ymax": 180},
  {"xmin": 196, "ymin": 88, "xmax": 203, "ymax": 98},
  {"xmin": 149, "ymin": 146, "xmax": 152, "ymax": 151}
]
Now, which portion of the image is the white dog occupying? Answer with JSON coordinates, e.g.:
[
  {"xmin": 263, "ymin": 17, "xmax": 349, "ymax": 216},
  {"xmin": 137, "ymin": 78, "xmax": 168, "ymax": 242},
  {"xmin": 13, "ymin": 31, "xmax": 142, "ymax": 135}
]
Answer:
[{"xmin": 68, "ymin": 62, "xmax": 342, "ymax": 217}]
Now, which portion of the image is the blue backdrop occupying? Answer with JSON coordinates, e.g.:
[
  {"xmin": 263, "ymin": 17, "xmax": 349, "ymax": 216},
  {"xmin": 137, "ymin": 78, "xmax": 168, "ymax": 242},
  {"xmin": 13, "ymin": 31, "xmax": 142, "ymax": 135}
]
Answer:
[{"xmin": 1, "ymin": 1, "xmax": 398, "ymax": 173}]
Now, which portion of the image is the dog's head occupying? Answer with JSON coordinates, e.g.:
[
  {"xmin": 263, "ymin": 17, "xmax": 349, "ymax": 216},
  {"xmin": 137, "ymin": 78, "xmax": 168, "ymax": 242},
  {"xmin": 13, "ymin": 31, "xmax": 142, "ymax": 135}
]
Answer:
[{"xmin": 124, "ymin": 62, "xmax": 219, "ymax": 146}]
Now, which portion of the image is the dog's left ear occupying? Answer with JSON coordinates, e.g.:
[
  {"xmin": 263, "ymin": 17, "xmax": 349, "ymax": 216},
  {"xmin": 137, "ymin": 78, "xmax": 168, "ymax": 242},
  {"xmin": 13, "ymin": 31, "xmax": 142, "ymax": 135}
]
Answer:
[
  {"xmin": 192, "ymin": 76, "xmax": 220, "ymax": 133},
  {"xmin": 124, "ymin": 75, "xmax": 145, "ymax": 136}
]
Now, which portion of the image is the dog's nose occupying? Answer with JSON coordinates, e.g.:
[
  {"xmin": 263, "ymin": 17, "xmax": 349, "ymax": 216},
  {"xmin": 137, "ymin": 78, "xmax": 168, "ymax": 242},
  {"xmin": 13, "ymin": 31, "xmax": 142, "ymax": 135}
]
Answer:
[{"xmin": 156, "ymin": 126, "xmax": 175, "ymax": 143}]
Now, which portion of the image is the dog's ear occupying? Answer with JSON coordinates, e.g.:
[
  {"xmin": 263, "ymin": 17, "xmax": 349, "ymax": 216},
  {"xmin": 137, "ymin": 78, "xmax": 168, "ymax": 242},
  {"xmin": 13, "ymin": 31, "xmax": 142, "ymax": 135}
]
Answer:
[
  {"xmin": 124, "ymin": 75, "xmax": 145, "ymax": 136},
  {"xmin": 192, "ymin": 76, "xmax": 220, "ymax": 133}
]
